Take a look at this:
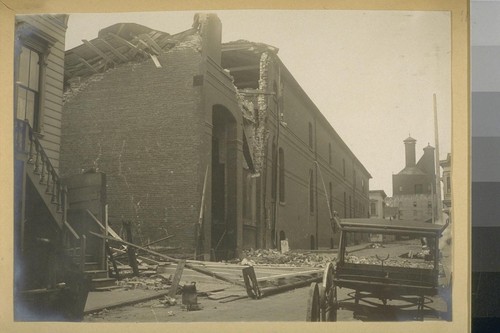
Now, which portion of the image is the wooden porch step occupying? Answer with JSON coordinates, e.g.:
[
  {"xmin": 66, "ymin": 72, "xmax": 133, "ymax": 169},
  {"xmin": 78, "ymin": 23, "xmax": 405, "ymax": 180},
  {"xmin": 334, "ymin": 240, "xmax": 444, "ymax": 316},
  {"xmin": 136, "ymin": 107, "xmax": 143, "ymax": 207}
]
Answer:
[
  {"xmin": 90, "ymin": 277, "xmax": 116, "ymax": 290},
  {"xmin": 83, "ymin": 261, "xmax": 100, "ymax": 271},
  {"xmin": 84, "ymin": 270, "xmax": 109, "ymax": 280}
]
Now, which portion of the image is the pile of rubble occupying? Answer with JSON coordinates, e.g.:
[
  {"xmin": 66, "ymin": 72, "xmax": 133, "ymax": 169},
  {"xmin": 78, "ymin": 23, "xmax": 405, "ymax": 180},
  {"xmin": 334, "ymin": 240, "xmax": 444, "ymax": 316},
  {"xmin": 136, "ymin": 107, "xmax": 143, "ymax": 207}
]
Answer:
[
  {"xmin": 240, "ymin": 249, "xmax": 333, "ymax": 267},
  {"xmin": 116, "ymin": 274, "xmax": 172, "ymax": 291},
  {"xmin": 345, "ymin": 255, "xmax": 434, "ymax": 269}
]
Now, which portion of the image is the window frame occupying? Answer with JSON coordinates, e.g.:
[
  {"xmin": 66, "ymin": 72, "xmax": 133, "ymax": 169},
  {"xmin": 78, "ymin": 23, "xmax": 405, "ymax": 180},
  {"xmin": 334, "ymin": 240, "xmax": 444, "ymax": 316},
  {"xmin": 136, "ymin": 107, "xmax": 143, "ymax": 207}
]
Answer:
[
  {"xmin": 278, "ymin": 147, "xmax": 285, "ymax": 204},
  {"xmin": 14, "ymin": 22, "xmax": 56, "ymax": 134}
]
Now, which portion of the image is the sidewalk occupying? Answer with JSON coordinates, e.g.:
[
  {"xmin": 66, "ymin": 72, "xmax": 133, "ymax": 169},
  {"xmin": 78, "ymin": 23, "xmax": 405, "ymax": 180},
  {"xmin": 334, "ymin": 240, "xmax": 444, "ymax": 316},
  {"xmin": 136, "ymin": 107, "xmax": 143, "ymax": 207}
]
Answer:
[{"xmin": 84, "ymin": 288, "xmax": 170, "ymax": 314}]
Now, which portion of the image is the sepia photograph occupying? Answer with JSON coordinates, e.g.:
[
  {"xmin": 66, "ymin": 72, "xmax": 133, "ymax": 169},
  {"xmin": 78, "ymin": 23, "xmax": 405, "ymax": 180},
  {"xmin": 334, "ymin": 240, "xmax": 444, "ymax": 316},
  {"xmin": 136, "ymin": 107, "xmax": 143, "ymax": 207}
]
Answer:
[{"xmin": 1, "ymin": 1, "xmax": 469, "ymax": 332}]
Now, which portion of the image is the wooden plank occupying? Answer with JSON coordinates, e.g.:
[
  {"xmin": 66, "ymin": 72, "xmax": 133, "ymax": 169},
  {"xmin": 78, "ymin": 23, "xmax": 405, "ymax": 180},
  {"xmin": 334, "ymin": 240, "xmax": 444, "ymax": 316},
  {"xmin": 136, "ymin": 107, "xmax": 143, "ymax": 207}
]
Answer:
[
  {"xmin": 168, "ymin": 260, "xmax": 186, "ymax": 298},
  {"xmin": 139, "ymin": 34, "xmax": 163, "ymax": 54},
  {"xmin": 123, "ymin": 221, "xmax": 139, "ymax": 276},
  {"xmin": 107, "ymin": 32, "xmax": 143, "ymax": 57},
  {"xmin": 88, "ymin": 232, "xmax": 245, "ymax": 287},
  {"xmin": 98, "ymin": 38, "xmax": 129, "ymax": 62},
  {"xmin": 227, "ymin": 64, "xmax": 260, "ymax": 73},
  {"xmin": 82, "ymin": 39, "xmax": 116, "ymax": 64},
  {"xmin": 74, "ymin": 54, "xmax": 99, "ymax": 73}
]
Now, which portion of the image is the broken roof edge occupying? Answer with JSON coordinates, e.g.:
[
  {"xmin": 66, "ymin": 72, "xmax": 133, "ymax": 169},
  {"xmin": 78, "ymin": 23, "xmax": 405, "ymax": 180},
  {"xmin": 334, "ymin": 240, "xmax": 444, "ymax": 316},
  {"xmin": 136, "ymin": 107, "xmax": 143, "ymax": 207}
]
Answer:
[{"xmin": 222, "ymin": 40, "xmax": 279, "ymax": 54}]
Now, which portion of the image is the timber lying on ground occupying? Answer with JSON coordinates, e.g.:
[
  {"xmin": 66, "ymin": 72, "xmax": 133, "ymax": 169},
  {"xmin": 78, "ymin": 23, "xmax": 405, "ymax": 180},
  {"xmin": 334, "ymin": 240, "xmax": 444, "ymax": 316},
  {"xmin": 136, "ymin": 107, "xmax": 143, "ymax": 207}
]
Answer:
[{"xmin": 89, "ymin": 231, "xmax": 245, "ymax": 287}]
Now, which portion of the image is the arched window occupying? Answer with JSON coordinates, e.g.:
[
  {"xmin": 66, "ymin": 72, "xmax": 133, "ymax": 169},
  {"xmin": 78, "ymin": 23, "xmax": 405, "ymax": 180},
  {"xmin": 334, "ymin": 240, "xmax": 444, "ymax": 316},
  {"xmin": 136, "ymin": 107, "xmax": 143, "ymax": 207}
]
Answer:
[
  {"xmin": 309, "ymin": 169, "xmax": 314, "ymax": 213},
  {"xmin": 279, "ymin": 147, "xmax": 285, "ymax": 203}
]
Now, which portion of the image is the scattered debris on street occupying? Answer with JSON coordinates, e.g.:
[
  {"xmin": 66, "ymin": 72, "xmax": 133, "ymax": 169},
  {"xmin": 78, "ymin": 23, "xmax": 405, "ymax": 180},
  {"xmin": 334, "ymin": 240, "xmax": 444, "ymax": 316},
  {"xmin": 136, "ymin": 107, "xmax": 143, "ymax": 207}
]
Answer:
[{"xmin": 240, "ymin": 249, "xmax": 333, "ymax": 267}]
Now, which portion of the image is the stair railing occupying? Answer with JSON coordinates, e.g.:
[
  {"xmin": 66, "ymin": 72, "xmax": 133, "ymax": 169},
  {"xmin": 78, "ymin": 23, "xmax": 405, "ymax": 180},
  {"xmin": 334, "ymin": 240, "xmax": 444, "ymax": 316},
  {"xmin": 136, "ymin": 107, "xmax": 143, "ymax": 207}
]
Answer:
[
  {"xmin": 15, "ymin": 119, "xmax": 85, "ymax": 272},
  {"xmin": 15, "ymin": 119, "xmax": 65, "ymax": 219}
]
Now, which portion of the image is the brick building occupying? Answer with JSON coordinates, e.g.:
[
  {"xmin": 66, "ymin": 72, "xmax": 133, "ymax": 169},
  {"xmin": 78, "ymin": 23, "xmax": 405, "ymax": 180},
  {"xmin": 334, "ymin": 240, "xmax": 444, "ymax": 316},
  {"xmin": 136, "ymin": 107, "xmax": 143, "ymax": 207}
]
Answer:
[
  {"xmin": 389, "ymin": 136, "xmax": 438, "ymax": 222},
  {"xmin": 369, "ymin": 190, "xmax": 387, "ymax": 219},
  {"xmin": 60, "ymin": 14, "xmax": 371, "ymax": 259}
]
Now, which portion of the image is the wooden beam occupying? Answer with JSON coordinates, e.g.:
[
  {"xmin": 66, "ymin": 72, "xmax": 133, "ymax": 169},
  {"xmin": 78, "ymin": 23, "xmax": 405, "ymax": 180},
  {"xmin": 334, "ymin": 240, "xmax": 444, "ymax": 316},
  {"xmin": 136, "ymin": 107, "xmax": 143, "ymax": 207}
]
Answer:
[
  {"xmin": 139, "ymin": 33, "xmax": 163, "ymax": 54},
  {"xmin": 227, "ymin": 64, "xmax": 259, "ymax": 72},
  {"xmin": 74, "ymin": 54, "xmax": 99, "ymax": 73},
  {"xmin": 137, "ymin": 39, "xmax": 159, "ymax": 55},
  {"xmin": 168, "ymin": 260, "xmax": 185, "ymax": 298},
  {"xmin": 82, "ymin": 39, "xmax": 116, "ymax": 64},
  {"xmin": 98, "ymin": 38, "xmax": 129, "ymax": 62},
  {"xmin": 88, "ymin": 231, "xmax": 245, "ymax": 286},
  {"xmin": 107, "ymin": 32, "xmax": 144, "ymax": 57}
]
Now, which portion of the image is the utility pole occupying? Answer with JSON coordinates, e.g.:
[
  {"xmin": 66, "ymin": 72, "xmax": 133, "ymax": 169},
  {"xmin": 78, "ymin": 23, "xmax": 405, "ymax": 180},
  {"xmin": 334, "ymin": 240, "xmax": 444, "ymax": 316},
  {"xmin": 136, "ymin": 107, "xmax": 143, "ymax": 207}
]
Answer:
[{"xmin": 433, "ymin": 94, "xmax": 443, "ymax": 223}]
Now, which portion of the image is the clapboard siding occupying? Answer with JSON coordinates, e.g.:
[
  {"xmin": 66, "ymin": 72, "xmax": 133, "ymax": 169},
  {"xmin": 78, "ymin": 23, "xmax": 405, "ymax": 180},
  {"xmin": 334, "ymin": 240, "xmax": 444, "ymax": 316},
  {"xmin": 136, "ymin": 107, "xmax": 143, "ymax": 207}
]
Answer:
[
  {"xmin": 43, "ymin": 116, "xmax": 62, "ymax": 130},
  {"xmin": 45, "ymin": 75, "xmax": 64, "ymax": 91},
  {"xmin": 17, "ymin": 15, "xmax": 67, "ymax": 170},
  {"xmin": 44, "ymin": 99, "xmax": 63, "ymax": 114},
  {"xmin": 29, "ymin": 15, "xmax": 66, "ymax": 40},
  {"xmin": 46, "ymin": 67, "xmax": 64, "ymax": 82}
]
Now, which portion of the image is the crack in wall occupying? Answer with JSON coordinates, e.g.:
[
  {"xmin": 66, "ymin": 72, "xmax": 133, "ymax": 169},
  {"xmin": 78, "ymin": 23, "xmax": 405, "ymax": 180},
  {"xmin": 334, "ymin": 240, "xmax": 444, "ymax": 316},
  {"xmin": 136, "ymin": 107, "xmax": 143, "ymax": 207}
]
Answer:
[{"xmin": 253, "ymin": 51, "xmax": 271, "ymax": 174}]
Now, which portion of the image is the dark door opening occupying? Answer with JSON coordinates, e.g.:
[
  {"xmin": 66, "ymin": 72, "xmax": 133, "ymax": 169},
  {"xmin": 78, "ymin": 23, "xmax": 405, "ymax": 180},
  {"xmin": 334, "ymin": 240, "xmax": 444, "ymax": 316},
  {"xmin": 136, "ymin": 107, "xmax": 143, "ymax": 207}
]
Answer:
[{"xmin": 211, "ymin": 106, "xmax": 237, "ymax": 260}]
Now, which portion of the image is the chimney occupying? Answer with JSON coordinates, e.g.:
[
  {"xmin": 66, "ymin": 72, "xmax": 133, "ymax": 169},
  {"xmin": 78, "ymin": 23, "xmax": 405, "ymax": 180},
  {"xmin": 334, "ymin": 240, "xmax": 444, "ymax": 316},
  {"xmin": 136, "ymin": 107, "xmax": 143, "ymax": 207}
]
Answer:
[
  {"xmin": 404, "ymin": 136, "xmax": 416, "ymax": 167},
  {"xmin": 195, "ymin": 13, "xmax": 222, "ymax": 66}
]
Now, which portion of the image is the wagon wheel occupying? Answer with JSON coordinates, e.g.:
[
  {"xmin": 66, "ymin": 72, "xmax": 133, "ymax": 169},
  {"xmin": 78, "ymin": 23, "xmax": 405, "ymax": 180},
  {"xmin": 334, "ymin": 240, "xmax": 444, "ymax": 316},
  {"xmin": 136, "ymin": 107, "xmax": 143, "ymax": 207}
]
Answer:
[
  {"xmin": 322, "ymin": 262, "xmax": 338, "ymax": 321},
  {"xmin": 306, "ymin": 282, "xmax": 321, "ymax": 321}
]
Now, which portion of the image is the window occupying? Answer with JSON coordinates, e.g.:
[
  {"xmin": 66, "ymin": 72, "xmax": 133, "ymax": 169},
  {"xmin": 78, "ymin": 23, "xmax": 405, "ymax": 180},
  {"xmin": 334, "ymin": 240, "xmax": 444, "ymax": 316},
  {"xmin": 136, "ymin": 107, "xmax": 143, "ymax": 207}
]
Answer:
[
  {"xmin": 308, "ymin": 122, "xmax": 313, "ymax": 148},
  {"xmin": 16, "ymin": 46, "xmax": 40, "ymax": 129},
  {"xmin": 271, "ymin": 143, "xmax": 277, "ymax": 200},
  {"xmin": 242, "ymin": 168, "xmax": 253, "ymax": 219},
  {"xmin": 343, "ymin": 192, "xmax": 347, "ymax": 218},
  {"xmin": 342, "ymin": 159, "xmax": 346, "ymax": 178},
  {"xmin": 328, "ymin": 143, "xmax": 332, "ymax": 165},
  {"xmin": 370, "ymin": 202, "xmax": 377, "ymax": 216},
  {"xmin": 329, "ymin": 182, "xmax": 333, "ymax": 215},
  {"xmin": 349, "ymin": 195, "xmax": 352, "ymax": 218},
  {"xmin": 279, "ymin": 147, "xmax": 285, "ymax": 203},
  {"xmin": 309, "ymin": 169, "xmax": 314, "ymax": 213}
]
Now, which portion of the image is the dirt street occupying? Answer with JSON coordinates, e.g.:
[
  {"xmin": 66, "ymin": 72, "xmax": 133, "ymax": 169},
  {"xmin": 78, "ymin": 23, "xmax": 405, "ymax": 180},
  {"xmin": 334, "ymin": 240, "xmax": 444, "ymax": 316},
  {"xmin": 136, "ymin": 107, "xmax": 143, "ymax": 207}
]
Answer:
[
  {"xmin": 85, "ymin": 239, "xmax": 450, "ymax": 322},
  {"xmin": 85, "ymin": 282, "xmax": 448, "ymax": 322}
]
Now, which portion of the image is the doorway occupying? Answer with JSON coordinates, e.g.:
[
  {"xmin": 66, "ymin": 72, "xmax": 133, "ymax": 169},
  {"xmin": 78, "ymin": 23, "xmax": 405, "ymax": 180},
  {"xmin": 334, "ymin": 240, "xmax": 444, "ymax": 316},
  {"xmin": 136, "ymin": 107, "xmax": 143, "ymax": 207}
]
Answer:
[{"xmin": 211, "ymin": 105, "xmax": 237, "ymax": 260}]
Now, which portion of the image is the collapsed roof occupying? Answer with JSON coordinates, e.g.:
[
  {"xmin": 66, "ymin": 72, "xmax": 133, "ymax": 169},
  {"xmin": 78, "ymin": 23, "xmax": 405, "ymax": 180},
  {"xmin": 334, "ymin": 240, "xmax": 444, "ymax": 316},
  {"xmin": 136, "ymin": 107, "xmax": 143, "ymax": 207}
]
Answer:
[{"xmin": 64, "ymin": 22, "xmax": 199, "ymax": 83}]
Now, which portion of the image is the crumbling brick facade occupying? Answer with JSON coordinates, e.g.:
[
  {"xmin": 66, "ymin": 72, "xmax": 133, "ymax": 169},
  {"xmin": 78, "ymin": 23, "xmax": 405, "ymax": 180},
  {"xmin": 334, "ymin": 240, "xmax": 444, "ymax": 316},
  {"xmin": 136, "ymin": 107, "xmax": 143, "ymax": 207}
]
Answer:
[{"xmin": 60, "ymin": 14, "xmax": 371, "ymax": 258}]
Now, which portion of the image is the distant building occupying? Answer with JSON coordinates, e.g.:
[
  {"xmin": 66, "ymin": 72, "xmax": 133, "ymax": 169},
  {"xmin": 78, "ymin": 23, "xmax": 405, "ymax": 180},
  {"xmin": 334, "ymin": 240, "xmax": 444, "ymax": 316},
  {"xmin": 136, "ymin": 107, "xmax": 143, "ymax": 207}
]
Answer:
[
  {"xmin": 369, "ymin": 190, "xmax": 386, "ymax": 219},
  {"xmin": 389, "ymin": 136, "xmax": 438, "ymax": 222},
  {"xmin": 440, "ymin": 153, "xmax": 452, "ymax": 221}
]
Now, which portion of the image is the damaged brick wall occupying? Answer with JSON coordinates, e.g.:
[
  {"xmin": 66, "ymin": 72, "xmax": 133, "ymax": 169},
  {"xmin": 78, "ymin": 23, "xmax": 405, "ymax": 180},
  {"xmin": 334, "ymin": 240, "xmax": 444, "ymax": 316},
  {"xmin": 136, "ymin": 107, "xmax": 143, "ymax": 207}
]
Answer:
[
  {"xmin": 60, "ymin": 46, "xmax": 204, "ymax": 251},
  {"xmin": 253, "ymin": 52, "xmax": 272, "ymax": 174}
]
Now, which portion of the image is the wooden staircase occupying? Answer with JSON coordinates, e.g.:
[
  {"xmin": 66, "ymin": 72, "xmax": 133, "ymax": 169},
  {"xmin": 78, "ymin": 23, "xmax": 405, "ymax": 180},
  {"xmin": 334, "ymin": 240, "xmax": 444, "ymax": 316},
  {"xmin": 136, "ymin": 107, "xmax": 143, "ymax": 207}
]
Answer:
[
  {"xmin": 66, "ymin": 246, "xmax": 116, "ymax": 290},
  {"xmin": 14, "ymin": 119, "xmax": 115, "ymax": 320}
]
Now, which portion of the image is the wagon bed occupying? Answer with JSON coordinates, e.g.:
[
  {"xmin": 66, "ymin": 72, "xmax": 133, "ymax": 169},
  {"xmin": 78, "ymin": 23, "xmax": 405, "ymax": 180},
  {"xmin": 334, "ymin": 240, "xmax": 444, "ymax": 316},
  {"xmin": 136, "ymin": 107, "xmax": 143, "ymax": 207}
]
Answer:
[{"xmin": 306, "ymin": 217, "xmax": 450, "ymax": 322}]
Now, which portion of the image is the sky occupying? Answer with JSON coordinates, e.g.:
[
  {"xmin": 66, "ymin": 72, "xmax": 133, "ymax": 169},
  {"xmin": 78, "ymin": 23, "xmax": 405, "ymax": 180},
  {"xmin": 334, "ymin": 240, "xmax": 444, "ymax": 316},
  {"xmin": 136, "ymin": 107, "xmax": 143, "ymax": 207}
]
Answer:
[{"xmin": 64, "ymin": 10, "xmax": 451, "ymax": 196}]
